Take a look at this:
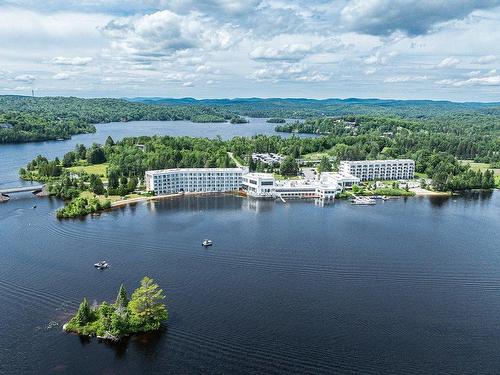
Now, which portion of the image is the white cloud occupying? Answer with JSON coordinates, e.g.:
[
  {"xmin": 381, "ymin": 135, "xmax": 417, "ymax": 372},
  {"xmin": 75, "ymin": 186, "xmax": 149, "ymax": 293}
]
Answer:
[
  {"xmin": 436, "ymin": 57, "xmax": 461, "ymax": 68},
  {"xmin": 52, "ymin": 72, "xmax": 71, "ymax": 80},
  {"xmin": 102, "ymin": 10, "xmax": 241, "ymax": 59},
  {"xmin": 475, "ymin": 55, "xmax": 497, "ymax": 64},
  {"xmin": 14, "ymin": 74, "xmax": 36, "ymax": 83},
  {"xmin": 51, "ymin": 56, "xmax": 93, "ymax": 66},
  {"xmin": 384, "ymin": 75, "xmax": 428, "ymax": 83}
]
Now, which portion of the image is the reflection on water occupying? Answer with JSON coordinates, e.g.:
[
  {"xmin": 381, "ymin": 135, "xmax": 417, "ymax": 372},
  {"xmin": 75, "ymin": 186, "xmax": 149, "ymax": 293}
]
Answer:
[{"xmin": 0, "ymin": 176, "xmax": 499, "ymax": 373}]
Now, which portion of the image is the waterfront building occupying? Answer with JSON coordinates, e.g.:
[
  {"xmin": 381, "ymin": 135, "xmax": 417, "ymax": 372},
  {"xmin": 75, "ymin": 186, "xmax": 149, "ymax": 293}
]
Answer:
[
  {"xmin": 242, "ymin": 173, "xmax": 337, "ymax": 200},
  {"xmin": 339, "ymin": 159, "xmax": 415, "ymax": 181},
  {"xmin": 145, "ymin": 168, "xmax": 247, "ymax": 195},
  {"xmin": 320, "ymin": 172, "xmax": 360, "ymax": 190}
]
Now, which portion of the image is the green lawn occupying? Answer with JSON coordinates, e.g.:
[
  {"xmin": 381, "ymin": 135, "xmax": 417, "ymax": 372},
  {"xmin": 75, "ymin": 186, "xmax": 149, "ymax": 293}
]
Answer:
[
  {"xmin": 66, "ymin": 163, "xmax": 108, "ymax": 178},
  {"xmin": 460, "ymin": 160, "xmax": 500, "ymax": 176},
  {"xmin": 301, "ymin": 151, "xmax": 332, "ymax": 161}
]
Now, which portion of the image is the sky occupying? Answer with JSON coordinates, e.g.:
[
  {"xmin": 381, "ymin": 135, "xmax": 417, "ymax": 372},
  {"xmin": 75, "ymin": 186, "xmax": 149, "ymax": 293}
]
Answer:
[{"xmin": 1, "ymin": 0, "xmax": 500, "ymax": 101}]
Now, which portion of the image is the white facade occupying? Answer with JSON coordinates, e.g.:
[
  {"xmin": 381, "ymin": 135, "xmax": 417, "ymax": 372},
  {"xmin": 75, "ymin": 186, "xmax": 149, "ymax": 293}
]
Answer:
[
  {"xmin": 339, "ymin": 159, "xmax": 415, "ymax": 181},
  {"xmin": 320, "ymin": 172, "xmax": 360, "ymax": 190},
  {"xmin": 242, "ymin": 173, "xmax": 337, "ymax": 200},
  {"xmin": 145, "ymin": 168, "xmax": 247, "ymax": 195}
]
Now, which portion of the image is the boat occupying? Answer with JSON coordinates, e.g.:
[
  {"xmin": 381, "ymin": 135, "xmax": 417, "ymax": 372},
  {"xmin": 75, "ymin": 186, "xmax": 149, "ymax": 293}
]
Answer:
[
  {"xmin": 351, "ymin": 197, "xmax": 376, "ymax": 205},
  {"xmin": 94, "ymin": 260, "xmax": 109, "ymax": 269},
  {"xmin": 202, "ymin": 239, "xmax": 213, "ymax": 247}
]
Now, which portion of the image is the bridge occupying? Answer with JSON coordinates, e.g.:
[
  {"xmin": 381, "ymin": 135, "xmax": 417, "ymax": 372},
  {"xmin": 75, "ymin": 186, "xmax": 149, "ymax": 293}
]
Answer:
[{"xmin": 0, "ymin": 185, "xmax": 46, "ymax": 202}]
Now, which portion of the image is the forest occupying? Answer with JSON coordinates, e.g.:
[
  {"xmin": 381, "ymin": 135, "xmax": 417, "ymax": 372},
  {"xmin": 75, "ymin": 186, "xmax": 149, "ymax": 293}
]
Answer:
[
  {"xmin": 0, "ymin": 96, "xmax": 232, "ymax": 143},
  {"xmin": 2, "ymin": 95, "xmax": 500, "ymax": 143}
]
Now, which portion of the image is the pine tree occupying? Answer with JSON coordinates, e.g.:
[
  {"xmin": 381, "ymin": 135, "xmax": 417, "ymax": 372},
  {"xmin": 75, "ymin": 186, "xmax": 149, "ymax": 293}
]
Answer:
[
  {"xmin": 318, "ymin": 156, "xmax": 332, "ymax": 173},
  {"xmin": 129, "ymin": 277, "xmax": 168, "ymax": 331},
  {"xmin": 115, "ymin": 284, "xmax": 129, "ymax": 309},
  {"xmin": 76, "ymin": 297, "xmax": 91, "ymax": 326}
]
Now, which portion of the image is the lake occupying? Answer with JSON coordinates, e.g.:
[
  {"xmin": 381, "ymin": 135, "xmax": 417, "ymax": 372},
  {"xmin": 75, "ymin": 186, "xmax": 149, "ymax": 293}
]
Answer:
[
  {"xmin": 0, "ymin": 121, "xmax": 500, "ymax": 374},
  {"xmin": 1, "ymin": 192, "xmax": 499, "ymax": 374},
  {"xmin": 0, "ymin": 118, "xmax": 306, "ymax": 189}
]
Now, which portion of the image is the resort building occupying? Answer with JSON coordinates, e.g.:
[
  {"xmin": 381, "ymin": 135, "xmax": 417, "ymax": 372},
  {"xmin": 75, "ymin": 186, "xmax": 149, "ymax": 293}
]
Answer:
[
  {"xmin": 242, "ymin": 173, "xmax": 337, "ymax": 200},
  {"xmin": 145, "ymin": 168, "xmax": 247, "ymax": 195},
  {"xmin": 339, "ymin": 159, "xmax": 415, "ymax": 181},
  {"xmin": 252, "ymin": 153, "xmax": 284, "ymax": 165},
  {"xmin": 320, "ymin": 172, "xmax": 361, "ymax": 190}
]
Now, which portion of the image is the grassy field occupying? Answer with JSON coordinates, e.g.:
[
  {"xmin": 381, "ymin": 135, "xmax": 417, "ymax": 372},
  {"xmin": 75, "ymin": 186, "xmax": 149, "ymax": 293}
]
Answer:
[
  {"xmin": 66, "ymin": 163, "xmax": 108, "ymax": 178},
  {"xmin": 459, "ymin": 160, "xmax": 500, "ymax": 176},
  {"xmin": 301, "ymin": 151, "xmax": 332, "ymax": 161}
]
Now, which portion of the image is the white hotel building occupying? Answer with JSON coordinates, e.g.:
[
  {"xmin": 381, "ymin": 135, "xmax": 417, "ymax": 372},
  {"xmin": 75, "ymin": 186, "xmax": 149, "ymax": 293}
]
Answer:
[
  {"xmin": 339, "ymin": 159, "xmax": 415, "ymax": 181},
  {"xmin": 145, "ymin": 168, "xmax": 247, "ymax": 195},
  {"xmin": 241, "ymin": 172, "xmax": 358, "ymax": 200}
]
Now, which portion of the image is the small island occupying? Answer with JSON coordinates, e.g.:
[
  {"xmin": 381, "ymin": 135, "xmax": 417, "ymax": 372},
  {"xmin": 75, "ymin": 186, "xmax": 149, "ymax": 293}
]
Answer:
[
  {"xmin": 64, "ymin": 276, "xmax": 168, "ymax": 341},
  {"xmin": 230, "ymin": 116, "xmax": 249, "ymax": 124},
  {"xmin": 266, "ymin": 118, "xmax": 286, "ymax": 123}
]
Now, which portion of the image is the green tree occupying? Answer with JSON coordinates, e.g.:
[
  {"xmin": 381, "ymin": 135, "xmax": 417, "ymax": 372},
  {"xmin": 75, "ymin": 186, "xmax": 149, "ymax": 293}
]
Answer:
[
  {"xmin": 105, "ymin": 136, "xmax": 115, "ymax": 147},
  {"xmin": 317, "ymin": 156, "xmax": 332, "ymax": 173},
  {"xmin": 129, "ymin": 276, "xmax": 168, "ymax": 331},
  {"xmin": 75, "ymin": 297, "xmax": 92, "ymax": 326},
  {"xmin": 115, "ymin": 284, "xmax": 129, "ymax": 309},
  {"xmin": 86, "ymin": 144, "xmax": 106, "ymax": 164},
  {"xmin": 279, "ymin": 155, "xmax": 298, "ymax": 176},
  {"xmin": 62, "ymin": 151, "xmax": 76, "ymax": 167},
  {"xmin": 108, "ymin": 168, "xmax": 120, "ymax": 189},
  {"xmin": 89, "ymin": 174, "xmax": 105, "ymax": 195},
  {"xmin": 127, "ymin": 176, "xmax": 138, "ymax": 191},
  {"xmin": 75, "ymin": 144, "xmax": 87, "ymax": 160}
]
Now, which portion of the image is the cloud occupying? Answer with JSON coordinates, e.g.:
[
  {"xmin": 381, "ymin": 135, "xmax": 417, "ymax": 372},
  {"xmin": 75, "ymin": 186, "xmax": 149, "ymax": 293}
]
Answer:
[
  {"xmin": 14, "ymin": 74, "xmax": 35, "ymax": 83},
  {"xmin": 51, "ymin": 56, "xmax": 93, "ymax": 65},
  {"xmin": 102, "ymin": 10, "xmax": 241, "ymax": 60},
  {"xmin": 251, "ymin": 62, "xmax": 330, "ymax": 82},
  {"xmin": 249, "ymin": 44, "xmax": 313, "ymax": 62},
  {"xmin": 475, "ymin": 54, "xmax": 497, "ymax": 64},
  {"xmin": 52, "ymin": 72, "xmax": 71, "ymax": 80},
  {"xmin": 437, "ymin": 57, "xmax": 461, "ymax": 68},
  {"xmin": 340, "ymin": 0, "xmax": 500, "ymax": 36},
  {"xmin": 384, "ymin": 75, "xmax": 428, "ymax": 83},
  {"xmin": 249, "ymin": 37, "xmax": 345, "ymax": 62},
  {"xmin": 460, "ymin": 75, "xmax": 500, "ymax": 85},
  {"xmin": 436, "ymin": 70, "xmax": 500, "ymax": 86}
]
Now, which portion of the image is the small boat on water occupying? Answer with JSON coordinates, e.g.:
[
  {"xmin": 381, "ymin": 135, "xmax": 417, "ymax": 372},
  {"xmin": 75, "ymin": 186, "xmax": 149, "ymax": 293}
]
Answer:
[
  {"xmin": 94, "ymin": 260, "xmax": 109, "ymax": 269},
  {"xmin": 202, "ymin": 239, "xmax": 213, "ymax": 247},
  {"xmin": 351, "ymin": 197, "xmax": 376, "ymax": 205}
]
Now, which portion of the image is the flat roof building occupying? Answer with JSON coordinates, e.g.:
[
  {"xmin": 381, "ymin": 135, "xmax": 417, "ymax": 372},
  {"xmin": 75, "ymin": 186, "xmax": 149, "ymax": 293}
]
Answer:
[
  {"xmin": 145, "ymin": 168, "xmax": 247, "ymax": 195},
  {"xmin": 242, "ymin": 172, "xmax": 337, "ymax": 200},
  {"xmin": 339, "ymin": 159, "xmax": 415, "ymax": 181}
]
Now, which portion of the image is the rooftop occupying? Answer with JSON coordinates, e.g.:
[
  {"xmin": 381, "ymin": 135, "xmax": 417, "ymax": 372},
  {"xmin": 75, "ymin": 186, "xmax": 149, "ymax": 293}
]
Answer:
[
  {"xmin": 340, "ymin": 159, "xmax": 414, "ymax": 164},
  {"xmin": 146, "ymin": 167, "xmax": 245, "ymax": 175}
]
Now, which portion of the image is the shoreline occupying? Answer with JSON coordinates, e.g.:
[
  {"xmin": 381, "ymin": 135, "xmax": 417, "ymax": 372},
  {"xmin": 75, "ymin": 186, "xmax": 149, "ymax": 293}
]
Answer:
[
  {"xmin": 409, "ymin": 187, "xmax": 452, "ymax": 196},
  {"xmin": 110, "ymin": 191, "xmax": 242, "ymax": 208}
]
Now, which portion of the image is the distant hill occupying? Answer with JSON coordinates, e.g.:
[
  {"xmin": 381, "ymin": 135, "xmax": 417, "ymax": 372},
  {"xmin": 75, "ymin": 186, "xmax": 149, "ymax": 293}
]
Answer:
[{"xmin": 127, "ymin": 97, "xmax": 500, "ymax": 119}]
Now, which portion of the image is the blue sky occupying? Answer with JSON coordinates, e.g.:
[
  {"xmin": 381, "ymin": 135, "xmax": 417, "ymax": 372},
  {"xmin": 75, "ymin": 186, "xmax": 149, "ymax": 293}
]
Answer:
[{"xmin": 1, "ymin": 0, "xmax": 500, "ymax": 101}]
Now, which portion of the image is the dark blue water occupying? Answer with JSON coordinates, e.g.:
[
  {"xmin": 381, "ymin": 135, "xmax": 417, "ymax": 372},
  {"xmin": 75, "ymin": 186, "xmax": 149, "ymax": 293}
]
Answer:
[
  {"xmin": 1, "ymin": 120, "xmax": 500, "ymax": 374},
  {"xmin": 0, "ymin": 191, "xmax": 499, "ymax": 374},
  {"xmin": 0, "ymin": 118, "xmax": 304, "ymax": 189}
]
